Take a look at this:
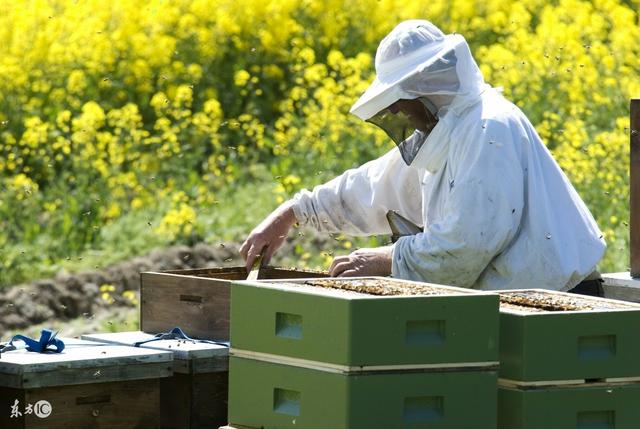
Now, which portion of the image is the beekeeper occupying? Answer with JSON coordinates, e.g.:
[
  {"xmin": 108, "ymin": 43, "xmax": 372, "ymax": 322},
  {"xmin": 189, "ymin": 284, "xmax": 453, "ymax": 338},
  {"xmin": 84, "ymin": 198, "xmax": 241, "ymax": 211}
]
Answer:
[{"xmin": 240, "ymin": 20, "xmax": 606, "ymax": 294}]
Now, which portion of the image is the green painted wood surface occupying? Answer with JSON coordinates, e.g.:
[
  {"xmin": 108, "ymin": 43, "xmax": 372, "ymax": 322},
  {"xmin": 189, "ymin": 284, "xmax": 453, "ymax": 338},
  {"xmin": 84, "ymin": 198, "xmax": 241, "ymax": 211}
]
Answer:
[
  {"xmin": 81, "ymin": 331, "xmax": 229, "ymax": 374},
  {"xmin": 0, "ymin": 338, "xmax": 172, "ymax": 389},
  {"xmin": 231, "ymin": 280, "xmax": 499, "ymax": 367},
  {"xmin": 499, "ymin": 310, "xmax": 640, "ymax": 381},
  {"xmin": 228, "ymin": 356, "xmax": 497, "ymax": 429},
  {"xmin": 498, "ymin": 383, "xmax": 640, "ymax": 429}
]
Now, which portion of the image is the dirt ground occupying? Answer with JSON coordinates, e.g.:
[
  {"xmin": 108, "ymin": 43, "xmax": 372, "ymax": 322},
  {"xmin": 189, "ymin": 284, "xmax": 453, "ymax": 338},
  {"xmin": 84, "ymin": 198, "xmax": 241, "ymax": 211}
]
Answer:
[{"xmin": 0, "ymin": 242, "xmax": 242, "ymax": 335}]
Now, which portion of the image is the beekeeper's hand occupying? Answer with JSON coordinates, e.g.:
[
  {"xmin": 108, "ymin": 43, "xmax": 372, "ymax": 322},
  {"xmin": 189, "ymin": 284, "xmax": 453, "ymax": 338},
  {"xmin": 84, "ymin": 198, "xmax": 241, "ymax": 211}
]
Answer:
[
  {"xmin": 240, "ymin": 201, "xmax": 297, "ymax": 272},
  {"xmin": 329, "ymin": 246, "xmax": 393, "ymax": 277}
]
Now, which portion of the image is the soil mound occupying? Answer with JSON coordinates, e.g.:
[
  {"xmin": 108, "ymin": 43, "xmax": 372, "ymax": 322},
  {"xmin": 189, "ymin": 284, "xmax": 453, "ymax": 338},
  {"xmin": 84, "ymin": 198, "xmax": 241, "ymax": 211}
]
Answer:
[{"xmin": 0, "ymin": 243, "xmax": 240, "ymax": 331}]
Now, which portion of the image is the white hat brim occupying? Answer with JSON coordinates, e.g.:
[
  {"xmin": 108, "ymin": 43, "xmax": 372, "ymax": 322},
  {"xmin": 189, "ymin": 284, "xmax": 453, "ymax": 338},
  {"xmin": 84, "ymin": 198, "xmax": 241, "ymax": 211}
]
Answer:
[{"xmin": 350, "ymin": 34, "xmax": 463, "ymax": 120}]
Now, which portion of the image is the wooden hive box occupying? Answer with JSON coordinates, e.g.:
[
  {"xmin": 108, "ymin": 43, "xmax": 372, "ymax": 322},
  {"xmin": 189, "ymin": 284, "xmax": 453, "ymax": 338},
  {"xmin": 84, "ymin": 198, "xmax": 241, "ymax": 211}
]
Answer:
[
  {"xmin": 227, "ymin": 355, "xmax": 497, "ymax": 429},
  {"xmin": 231, "ymin": 277, "xmax": 500, "ymax": 368},
  {"xmin": 0, "ymin": 338, "xmax": 172, "ymax": 429},
  {"xmin": 82, "ymin": 331, "xmax": 228, "ymax": 429},
  {"xmin": 140, "ymin": 266, "xmax": 328, "ymax": 341},
  {"xmin": 498, "ymin": 289, "xmax": 640, "ymax": 383}
]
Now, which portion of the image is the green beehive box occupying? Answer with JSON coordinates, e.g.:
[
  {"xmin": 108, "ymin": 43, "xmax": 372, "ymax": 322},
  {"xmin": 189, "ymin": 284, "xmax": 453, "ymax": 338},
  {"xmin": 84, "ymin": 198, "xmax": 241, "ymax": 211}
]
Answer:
[
  {"xmin": 498, "ymin": 383, "xmax": 640, "ymax": 429},
  {"xmin": 228, "ymin": 355, "xmax": 497, "ymax": 429},
  {"xmin": 499, "ymin": 289, "xmax": 640, "ymax": 383},
  {"xmin": 231, "ymin": 277, "xmax": 499, "ymax": 369},
  {"xmin": 81, "ymin": 331, "xmax": 229, "ymax": 429}
]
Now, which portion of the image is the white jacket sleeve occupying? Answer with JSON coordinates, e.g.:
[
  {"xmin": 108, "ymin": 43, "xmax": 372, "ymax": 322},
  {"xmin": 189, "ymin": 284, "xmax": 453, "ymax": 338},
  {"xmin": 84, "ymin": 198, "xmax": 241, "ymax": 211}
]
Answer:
[
  {"xmin": 393, "ymin": 119, "xmax": 524, "ymax": 287},
  {"xmin": 291, "ymin": 148, "xmax": 423, "ymax": 235}
]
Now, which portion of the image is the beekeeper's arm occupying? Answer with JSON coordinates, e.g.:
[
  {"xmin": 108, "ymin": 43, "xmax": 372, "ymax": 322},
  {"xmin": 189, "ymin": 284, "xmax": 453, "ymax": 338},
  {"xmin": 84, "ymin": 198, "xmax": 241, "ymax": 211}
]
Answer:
[
  {"xmin": 393, "ymin": 120, "xmax": 524, "ymax": 287},
  {"xmin": 240, "ymin": 148, "xmax": 422, "ymax": 271},
  {"xmin": 292, "ymin": 148, "xmax": 422, "ymax": 234}
]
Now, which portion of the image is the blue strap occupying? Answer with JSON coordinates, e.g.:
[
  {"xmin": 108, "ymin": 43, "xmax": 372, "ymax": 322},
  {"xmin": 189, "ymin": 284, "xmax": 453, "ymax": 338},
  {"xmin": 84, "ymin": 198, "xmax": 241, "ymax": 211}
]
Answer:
[
  {"xmin": 134, "ymin": 327, "xmax": 229, "ymax": 348},
  {"xmin": 3, "ymin": 329, "xmax": 65, "ymax": 354}
]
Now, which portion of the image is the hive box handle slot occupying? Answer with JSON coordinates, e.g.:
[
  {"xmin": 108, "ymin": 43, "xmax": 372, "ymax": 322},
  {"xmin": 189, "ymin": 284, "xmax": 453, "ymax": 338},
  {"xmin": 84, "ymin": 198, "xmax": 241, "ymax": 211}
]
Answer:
[
  {"xmin": 179, "ymin": 294, "xmax": 203, "ymax": 304},
  {"xmin": 76, "ymin": 394, "xmax": 112, "ymax": 405},
  {"xmin": 273, "ymin": 388, "xmax": 301, "ymax": 416},
  {"xmin": 404, "ymin": 396, "xmax": 444, "ymax": 422},
  {"xmin": 276, "ymin": 312, "xmax": 303, "ymax": 339},
  {"xmin": 578, "ymin": 335, "xmax": 616, "ymax": 360},
  {"xmin": 577, "ymin": 410, "xmax": 615, "ymax": 429},
  {"xmin": 406, "ymin": 320, "xmax": 445, "ymax": 346}
]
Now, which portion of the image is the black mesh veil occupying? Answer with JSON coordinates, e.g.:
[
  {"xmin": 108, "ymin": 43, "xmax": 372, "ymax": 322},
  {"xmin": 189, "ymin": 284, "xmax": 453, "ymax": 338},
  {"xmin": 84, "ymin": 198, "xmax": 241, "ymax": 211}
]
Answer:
[
  {"xmin": 365, "ymin": 50, "xmax": 458, "ymax": 166},
  {"xmin": 366, "ymin": 98, "xmax": 439, "ymax": 165}
]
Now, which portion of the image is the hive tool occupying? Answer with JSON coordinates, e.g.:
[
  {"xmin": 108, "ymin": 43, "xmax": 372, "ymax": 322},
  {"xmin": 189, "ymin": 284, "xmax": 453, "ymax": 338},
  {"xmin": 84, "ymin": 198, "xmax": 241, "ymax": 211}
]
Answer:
[{"xmin": 386, "ymin": 210, "xmax": 423, "ymax": 243}]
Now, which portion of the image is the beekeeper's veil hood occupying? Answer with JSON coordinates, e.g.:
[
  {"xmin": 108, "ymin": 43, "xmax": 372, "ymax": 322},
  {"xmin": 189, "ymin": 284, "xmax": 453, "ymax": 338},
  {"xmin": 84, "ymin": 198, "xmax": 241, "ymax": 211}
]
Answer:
[{"xmin": 350, "ymin": 20, "xmax": 487, "ymax": 166}]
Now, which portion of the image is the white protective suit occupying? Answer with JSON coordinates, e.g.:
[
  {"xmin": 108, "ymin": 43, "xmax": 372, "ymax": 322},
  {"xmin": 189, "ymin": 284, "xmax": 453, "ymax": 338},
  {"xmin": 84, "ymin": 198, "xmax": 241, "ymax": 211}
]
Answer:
[{"xmin": 290, "ymin": 20, "xmax": 606, "ymax": 291}]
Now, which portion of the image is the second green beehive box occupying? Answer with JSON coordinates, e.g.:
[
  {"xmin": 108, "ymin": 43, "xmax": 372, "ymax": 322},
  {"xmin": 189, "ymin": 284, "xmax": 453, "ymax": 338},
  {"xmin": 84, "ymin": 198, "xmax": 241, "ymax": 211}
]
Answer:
[
  {"xmin": 228, "ymin": 355, "xmax": 497, "ymax": 429},
  {"xmin": 498, "ymin": 382, "xmax": 640, "ymax": 429},
  {"xmin": 499, "ymin": 289, "xmax": 640, "ymax": 383},
  {"xmin": 231, "ymin": 277, "xmax": 499, "ymax": 369}
]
